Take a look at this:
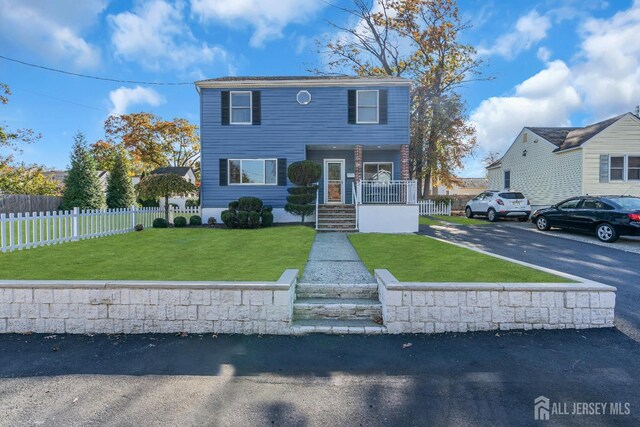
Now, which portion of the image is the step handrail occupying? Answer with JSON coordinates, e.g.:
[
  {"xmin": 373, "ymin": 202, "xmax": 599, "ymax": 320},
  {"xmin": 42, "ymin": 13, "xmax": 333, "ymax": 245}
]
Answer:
[{"xmin": 315, "ymin": 181, "xmax": 319, "ymax": 230}]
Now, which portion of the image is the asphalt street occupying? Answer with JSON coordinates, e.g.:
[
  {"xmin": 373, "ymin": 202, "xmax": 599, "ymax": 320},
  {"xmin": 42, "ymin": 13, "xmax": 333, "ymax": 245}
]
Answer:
[{"xmin": 0, "ymin": 224, "xmax": 639, "ymax": 426}]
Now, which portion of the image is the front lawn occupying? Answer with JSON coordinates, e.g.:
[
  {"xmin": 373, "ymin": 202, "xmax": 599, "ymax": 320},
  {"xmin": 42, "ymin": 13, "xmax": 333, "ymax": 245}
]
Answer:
[
  {"xmin": 419, "ymin": 215, "xmax": 488, "ymax": 226},
  {"xmin": 349, "ymin": 233, "xmax": 571, "ymax": 283},
  {"xmin": 0, "ymin": 226, "xmax": 315, "ymax": 281}
]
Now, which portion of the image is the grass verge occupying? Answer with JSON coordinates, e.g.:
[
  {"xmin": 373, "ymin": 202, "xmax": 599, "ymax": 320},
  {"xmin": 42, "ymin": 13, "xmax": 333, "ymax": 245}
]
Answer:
[
  {"xmin": 349, "ymin": 233, "xmax": 572, "ymax": 283},
  {"xmin": 0, "ymin": 226, "xmax": 315, "ymax": 281}
]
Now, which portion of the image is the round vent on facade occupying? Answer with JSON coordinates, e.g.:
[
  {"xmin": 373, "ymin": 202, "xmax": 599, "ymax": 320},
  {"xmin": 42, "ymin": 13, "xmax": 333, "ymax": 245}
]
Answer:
[{"xmin": 296, "ymin": 90, "xmax": 311, "ymax": 105}]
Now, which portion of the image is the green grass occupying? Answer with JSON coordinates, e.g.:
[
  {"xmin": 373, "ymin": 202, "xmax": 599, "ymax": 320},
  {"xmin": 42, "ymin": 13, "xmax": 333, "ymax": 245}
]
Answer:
[
  {"xmin": 349, "ymin": 233, "xmax": 571, "ymax": 283},
  {"xmin": 0, "ymin": 226, "xmax": 315, "ymax": 281},
  {"xmin": 419, "ymin": 215, "xmax": 488, "ymax": 226}
]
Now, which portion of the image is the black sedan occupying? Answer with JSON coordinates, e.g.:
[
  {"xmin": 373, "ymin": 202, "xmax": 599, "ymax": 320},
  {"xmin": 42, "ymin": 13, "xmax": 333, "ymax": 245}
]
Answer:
[{"xmin": 531, "ymin": 196, "xmax": 640, "ymax": 242}]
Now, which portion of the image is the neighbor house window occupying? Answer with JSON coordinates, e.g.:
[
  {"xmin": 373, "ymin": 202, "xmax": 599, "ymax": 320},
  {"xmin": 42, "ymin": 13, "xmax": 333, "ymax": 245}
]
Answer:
[
  {"xmin": 230, "ymin": 91, "xmax": 252, "ymax": 124},
  {"xmin": 610, "ymin": 156, "xmax": 624, "ymax": 181},
  {"xmin": 228, "ymin": 159, "xmax": 277, "ymax": 185},
  {"xmin": 356, "ymin": 90, "xmax": 379, "ymax": 124},
  {"xmin": 628, "ymin": 156, "xmax": 640, "ymax": 181},
  {"xmin": 504, "ymin": 170, "xmax": 511, "ymax": 189},
  {"xmin": 364, "ymin": 162, "xmax": 393, "ymax": 181}
]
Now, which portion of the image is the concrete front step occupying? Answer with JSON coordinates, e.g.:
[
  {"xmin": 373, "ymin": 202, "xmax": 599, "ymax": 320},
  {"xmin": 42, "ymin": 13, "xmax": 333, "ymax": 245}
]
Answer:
[
  {"xmin": 291, "ymin": 319, "xmax": 386, "ymax": 335},
  {"xmin": 296, "ymin": 283, "xmax": 378, "ymax": 299},
  {"xmin": 294, "ymin": 298, "xmax": 382, "ymax": 320}
]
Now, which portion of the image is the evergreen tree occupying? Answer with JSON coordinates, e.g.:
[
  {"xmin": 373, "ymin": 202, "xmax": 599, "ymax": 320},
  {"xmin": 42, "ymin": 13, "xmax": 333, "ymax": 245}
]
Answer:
[
  {"xmin": 61, "ymin": 132, "xmax": 105, "ymax": 210},
  {"xmin": 106, "ymin": 149, "xmax": 135, "ymax": 208}
]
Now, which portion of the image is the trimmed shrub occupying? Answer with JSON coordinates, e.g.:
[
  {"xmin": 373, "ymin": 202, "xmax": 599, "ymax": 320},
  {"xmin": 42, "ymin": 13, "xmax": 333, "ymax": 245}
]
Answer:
[
  {"xmin": 174, "ymin": 216, "xmax": 187, "ymax": 227},
  {"xmin": 134, "ymin": 223, "xmax": 144, "ymax": 232},
  {"xmin": 247, "ymin": 211, "xmax": 261, "ymax": 228},
  {"xmin": 260, "ymin": 210, "xmax": 274, "ymax": 227},
  {"xmin": 153, "ymin": 217, "xmax": 168, "ymax": 228},
  {"xmin": 238, "ymin": 196, "xmax": 263, "ymax": 212},
  {"xmin": 221, "ymin": 210, "xmax": 237, "ymax": 228},
  {"xmin": 237, "ymin": 210, "xmax": 249, "ymax": 228},
  {"xmin": 189, "ymin": 215, "xmax": 202, "ymax": 226},
  {"xmin": 285, "ymin": 161, "xmax": 321, "ymax": 223},
  {"xmin": 221, "ymin": 197, "xmax": 273, "ymax": 228},
  {"xmin": 207, "ymin": 216, "xmax": 217, "ymax": 226}
]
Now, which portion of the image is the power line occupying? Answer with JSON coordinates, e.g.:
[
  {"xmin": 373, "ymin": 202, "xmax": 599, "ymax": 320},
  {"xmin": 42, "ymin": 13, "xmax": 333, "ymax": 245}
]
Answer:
[{"xmin": 0, "ymin": 54, "xmax": 193, "ymax": 86}]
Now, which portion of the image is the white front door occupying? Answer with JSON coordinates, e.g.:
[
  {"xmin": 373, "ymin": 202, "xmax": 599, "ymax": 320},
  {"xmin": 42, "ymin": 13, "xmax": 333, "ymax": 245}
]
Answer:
[{"xmin": 324, "ymin": 159, "xmax": 345, "ymax": 203}]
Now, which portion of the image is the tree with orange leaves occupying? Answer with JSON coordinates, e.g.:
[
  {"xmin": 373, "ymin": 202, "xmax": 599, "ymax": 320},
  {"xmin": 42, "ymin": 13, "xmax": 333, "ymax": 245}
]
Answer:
[
  {"xmin": 317, "ymin": 0, "xmax": 484, "ymax": 196},
  {"xmin": 103, "ymin": 112, "xmax": 200, "ymax": 177}
]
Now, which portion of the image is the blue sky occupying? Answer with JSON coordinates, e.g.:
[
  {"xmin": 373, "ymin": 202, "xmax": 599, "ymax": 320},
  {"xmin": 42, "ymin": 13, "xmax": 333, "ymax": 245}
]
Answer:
[{"xmin": 1, "ymin": 0, "xmax": 639, "ymax": 177}]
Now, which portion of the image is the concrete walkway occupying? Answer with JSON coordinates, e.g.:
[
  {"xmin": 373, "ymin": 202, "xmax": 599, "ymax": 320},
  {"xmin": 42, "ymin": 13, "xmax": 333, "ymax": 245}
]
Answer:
[{"xmin": 300, "ymin": 233, "xmax": 375, "ymax": 284}]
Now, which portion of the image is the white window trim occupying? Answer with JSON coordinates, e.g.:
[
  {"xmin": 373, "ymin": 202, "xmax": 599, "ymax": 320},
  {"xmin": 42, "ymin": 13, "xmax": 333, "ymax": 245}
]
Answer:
[
  {"xmin": 228, "ymin": 159, "xmax": 278, "ymax": 185},
  {"xmin": 363, "ymin": 161, "xmax": 394, "ymax": 181},
  {"xmin": 356, "ymin": 90, "xmax": 379, "ymax": 124},
  {"xmin": 608, "ymin": 154, "xmax": 640, "ymax": 182},
  {"xmin": 230, "ymin": 91, "xmax": 252, "ymax": 125}
]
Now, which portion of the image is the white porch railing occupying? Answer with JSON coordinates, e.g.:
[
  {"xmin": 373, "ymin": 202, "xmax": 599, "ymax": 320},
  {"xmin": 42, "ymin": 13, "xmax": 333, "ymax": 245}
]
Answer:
[
  {"xmin": 0, "ymin": 206, "xmax": 164, "ymax": 253},
  {"xmin": 352, "ymin": 182, "xmax": 360, "ymax": 230},
  {"xmin": 418, "ymin": 200, "xmax": 452, "ymax": 216},
  {"xmin": 356, "ymin": 180, "xmax": 418, "ymax": 205},
  {"xmin": 315, "ymin": 183, "xmax": 320, "ymax": 230}
]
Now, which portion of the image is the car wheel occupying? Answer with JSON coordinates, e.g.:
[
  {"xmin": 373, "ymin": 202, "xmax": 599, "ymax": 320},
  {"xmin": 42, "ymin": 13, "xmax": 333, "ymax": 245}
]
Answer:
[
  {"xmin": 535, "ymin": 216, "xmax": 550, "ymax": 231},
  {"xmin": 465, "ymin": 207, "xmax": 474, "ymax": 218},
  {"xmin": 487, "ymin": 208, "xmax": 498, "ymax": 222},
  {"xmin": 596, "ymin": 223, "xmax": 618, "ymax": 243}
]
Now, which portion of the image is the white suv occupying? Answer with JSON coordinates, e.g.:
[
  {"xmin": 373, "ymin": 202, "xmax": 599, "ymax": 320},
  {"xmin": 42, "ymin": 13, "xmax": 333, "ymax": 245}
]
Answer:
[{"xmin": 465, "ymin": 190, "xmax": 531, "ymax": 222}]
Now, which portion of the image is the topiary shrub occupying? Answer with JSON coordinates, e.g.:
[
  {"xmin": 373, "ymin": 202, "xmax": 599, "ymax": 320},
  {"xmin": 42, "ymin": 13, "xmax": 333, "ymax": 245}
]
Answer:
[
  {"xmin": 174, "ymin": 216, "xmax": 187, "ymax": 227},
  {"xmin": 221, "ymin": 210, "xmax": 237, "ymax": 228},
  {"xmin": 134, "ymin": 223, "xmax": 144, "ymax": 232},
  {"xmin": 207, "ymin": 216, "xmax": 217, "ymax": 227},
  {"xmin": 260, "ymin": 210, "xmax": 274, "ymax": 227},
  {"xmin": 189, "ymin": 215, "xmax": 202, "ymax": 226},
  {"xmin": 153, "ymin": 217, "xmax": 168, "ymax": 228},
  {"xmin": 221, "ymin": 197, "xmax": 272, "ymax": 228},
  {"xmin": 284, "ymin": 160, "xmax": 321, "ymax": 223},
  {"xmin": 238, "ymin": 196, "xmax": 263, "ymax": 212}
]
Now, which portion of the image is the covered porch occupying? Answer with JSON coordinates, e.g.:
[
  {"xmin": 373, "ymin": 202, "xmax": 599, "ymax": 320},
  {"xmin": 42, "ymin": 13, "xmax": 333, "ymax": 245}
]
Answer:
[{"xmin": 307, "ymin": 144, "xmax": 418, "ymax": 233}]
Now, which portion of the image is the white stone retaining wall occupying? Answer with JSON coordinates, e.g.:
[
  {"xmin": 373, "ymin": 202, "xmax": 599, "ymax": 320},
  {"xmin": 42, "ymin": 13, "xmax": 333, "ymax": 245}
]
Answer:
[
  {"xmin": 375, "ymin": 270, "xmax": 616, "ymax": 334},
  {"xmin": 0, "ymin": 270, "xmax": 297, "ymax": 335}
]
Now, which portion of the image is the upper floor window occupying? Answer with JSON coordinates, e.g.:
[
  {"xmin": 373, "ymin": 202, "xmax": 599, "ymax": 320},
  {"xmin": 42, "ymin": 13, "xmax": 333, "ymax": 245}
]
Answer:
[
  {"xmin": 230, "ymin": 91, "xmax": 252, "ymax": 124},
  {"xmin": 356, "ymin": 90, "xmax": 379, "ymax": 124},
  {"xmin": 229, "ymin": 159, "xmax": 277, "ymax": 185}
]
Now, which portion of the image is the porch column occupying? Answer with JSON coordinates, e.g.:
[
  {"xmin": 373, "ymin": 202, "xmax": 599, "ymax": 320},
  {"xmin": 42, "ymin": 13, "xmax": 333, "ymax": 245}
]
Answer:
[
  {"xmin": 400, "ymin": 144, "xmax": 410, "ymax": 180},
  {"xmin": 354, "ymin": 144, "xmax": 363, "ymax": 183}
]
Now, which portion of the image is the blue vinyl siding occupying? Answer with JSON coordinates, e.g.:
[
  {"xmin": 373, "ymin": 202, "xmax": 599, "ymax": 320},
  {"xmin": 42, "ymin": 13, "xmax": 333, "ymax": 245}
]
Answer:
[{"xmin": 200, "ymin": 84, "xmax": 409, "ymax": 208}]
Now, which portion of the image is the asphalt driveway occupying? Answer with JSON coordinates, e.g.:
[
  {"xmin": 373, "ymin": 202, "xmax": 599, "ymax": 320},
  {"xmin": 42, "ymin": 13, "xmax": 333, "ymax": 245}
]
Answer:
[{"xmin": 420, "ymin": 223, "xmax": 640, "ymax": 340}]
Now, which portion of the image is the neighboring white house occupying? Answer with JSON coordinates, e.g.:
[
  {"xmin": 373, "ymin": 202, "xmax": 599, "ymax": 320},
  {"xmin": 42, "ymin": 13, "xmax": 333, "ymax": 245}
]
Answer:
[
  {"xmin": 150, "ymin": 167, "xmax": 198, "ymax": 210},
  {"xmin": 487, "ymin": 112, "xmax": 640, "ymax": 209}
]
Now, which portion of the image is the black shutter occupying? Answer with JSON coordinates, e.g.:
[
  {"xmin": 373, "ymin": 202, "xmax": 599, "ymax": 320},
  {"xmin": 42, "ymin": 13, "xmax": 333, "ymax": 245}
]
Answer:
[
  {"xmin": 348, "ymin": 90, "xmax": 356, "ymax": 124},
  {"xmin": 277, "ymin": 158, "xmax": 287, "ymax": 186},
  {"xmin": 221, "ymin": 91, "xmax": 230, "ymax": 125},
  {"xmin": 219, "ymin": 159, "xmax": 228, "ymax": 186},
  {"xmin": 379, "ymin": 89, "xmax": 388, "ymax": 124},
  {"xmin": 252, "ymin": 91, "xmax": 261, "ymax": 125}
]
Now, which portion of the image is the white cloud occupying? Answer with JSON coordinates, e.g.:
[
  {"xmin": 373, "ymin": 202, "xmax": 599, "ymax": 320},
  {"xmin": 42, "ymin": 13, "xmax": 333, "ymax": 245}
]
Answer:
[
  {"xmin": 537, "ymin": 46, "xmax": 552, "ymax": 62},
  {"xmin": 108, "ymin": 0, "xmax": 228, "ymax": 71},
  {"xmin": 0, "ymin": 0, "xmax": 104, "ymax": 68},
  {"xmin": 109, "ymin": 86, "xmax": 165, "ymax": 116},
  {"xmin": 191, "ymin": 0, "xmax": 326, "ymax": 48},
  {"xmin": 470, "ymin": 60, "xmax": 581, "ymax": 154},
  {"xmin": 572, "ymin": 1, "xmax": 640, "ymax": 118},
  {"xmin": 477, "ymin": 11, "xmax": 551, "ymax": 59}
]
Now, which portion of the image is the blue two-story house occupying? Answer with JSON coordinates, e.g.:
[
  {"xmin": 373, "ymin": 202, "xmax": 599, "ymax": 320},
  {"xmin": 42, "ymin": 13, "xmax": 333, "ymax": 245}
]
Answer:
[{"xmin": 195, "ymin": 76, "xmax": 418, "ymax": 233}]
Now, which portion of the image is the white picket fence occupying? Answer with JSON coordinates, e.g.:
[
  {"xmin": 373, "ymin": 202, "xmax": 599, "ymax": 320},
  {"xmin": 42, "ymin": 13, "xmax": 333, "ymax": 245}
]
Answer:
[
  {"xmin": 418, "ymin": 200, "xmax": 452, "ymax": 216},
  {"xmin": 0, "ymin": 207, "xmax": 164, "ymax": 253},
  {"xmin": 170, "ymin": 206, "xmax": 201, "ymax": 218}
]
